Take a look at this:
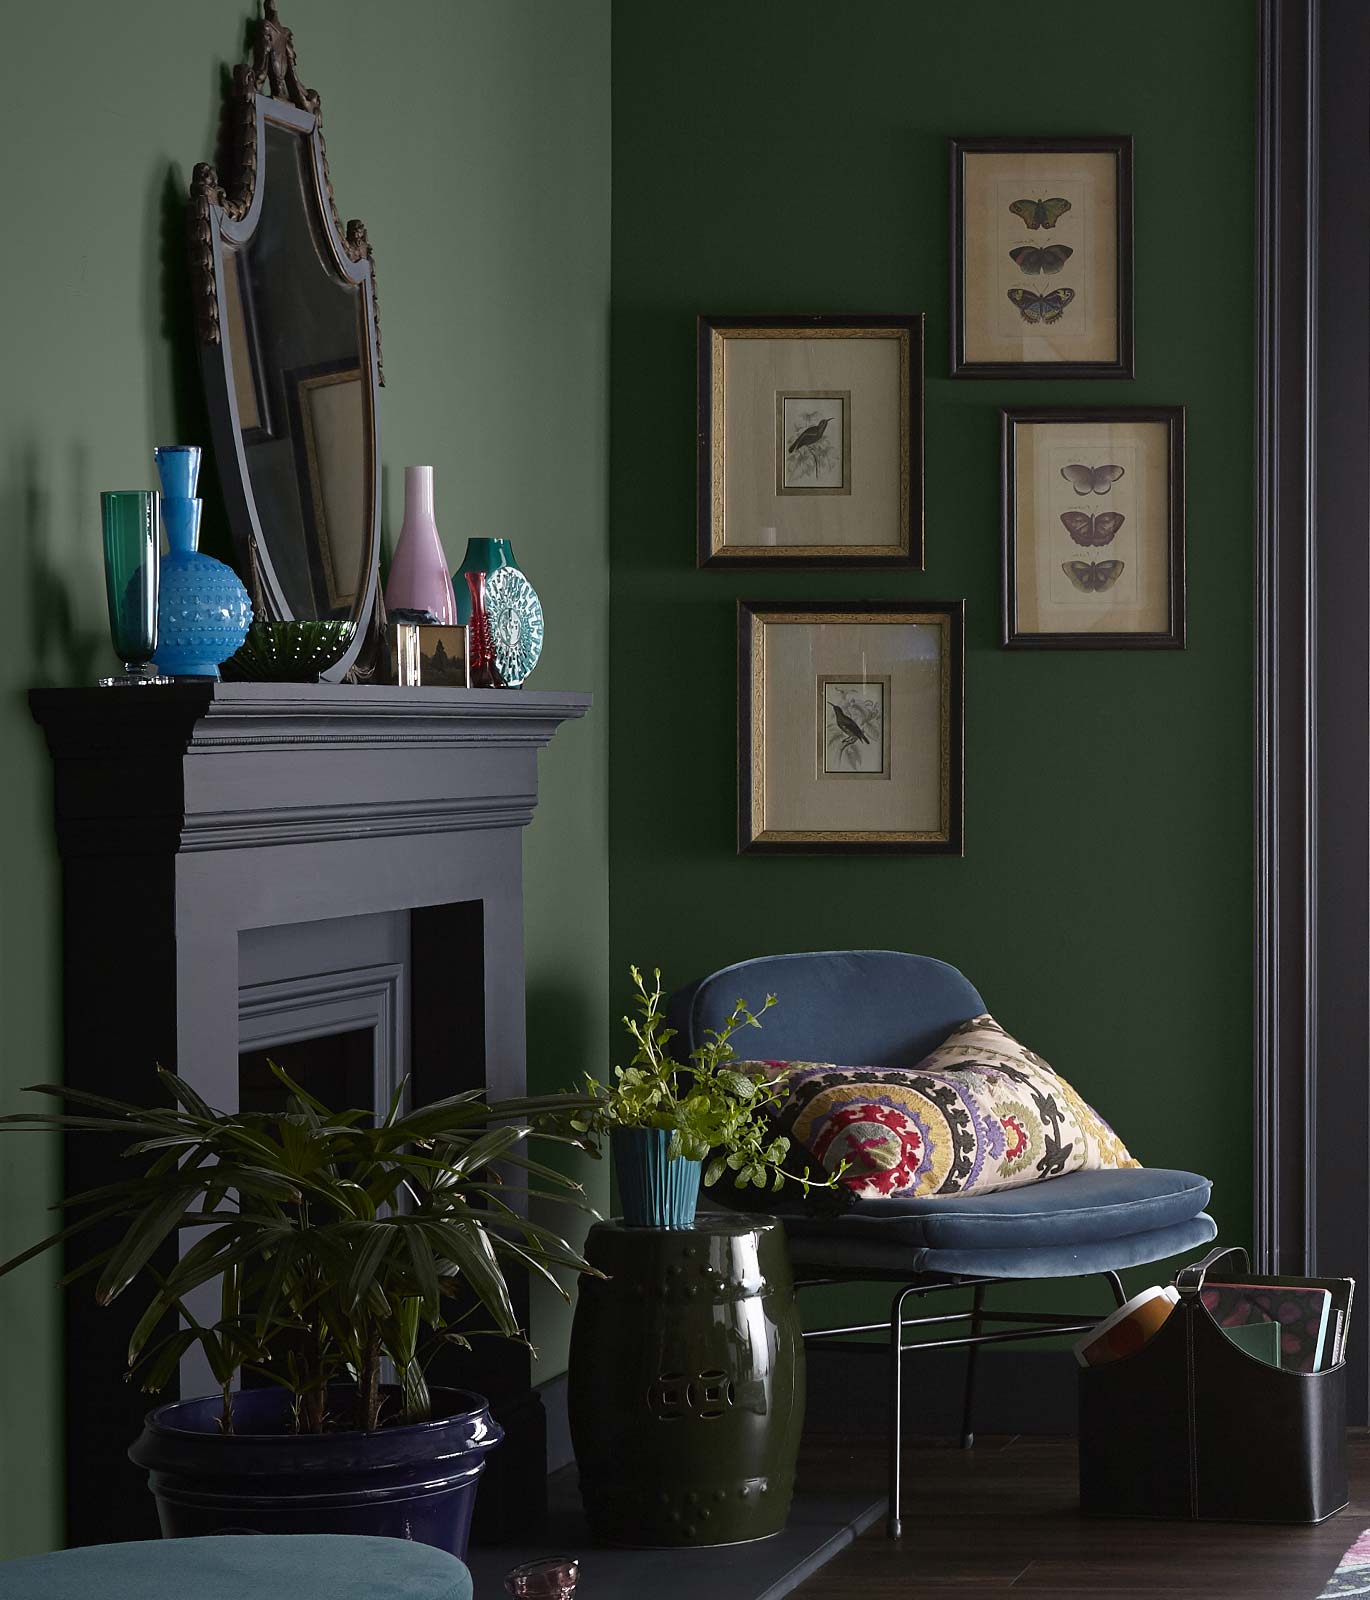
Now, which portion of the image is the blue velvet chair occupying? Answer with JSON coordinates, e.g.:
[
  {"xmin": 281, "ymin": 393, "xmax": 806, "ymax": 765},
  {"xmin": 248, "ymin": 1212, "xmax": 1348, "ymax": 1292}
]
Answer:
[{"xmin": 667, "ymin": 950, "xmax": 1217, "ymax": 1537}]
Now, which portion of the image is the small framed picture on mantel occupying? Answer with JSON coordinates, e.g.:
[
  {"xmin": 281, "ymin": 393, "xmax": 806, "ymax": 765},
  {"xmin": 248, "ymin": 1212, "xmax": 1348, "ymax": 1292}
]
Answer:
[
  {"xmin": 949, "ymin": 136, "xmax": 1134, "ymax": 379},
  {"xmin": 697, "ymin": 314, "xmax": 925, "ymax": 568},
  {"xmin": 1001, "ymin": 406, "xmax": 1185, "ymax": 649}
]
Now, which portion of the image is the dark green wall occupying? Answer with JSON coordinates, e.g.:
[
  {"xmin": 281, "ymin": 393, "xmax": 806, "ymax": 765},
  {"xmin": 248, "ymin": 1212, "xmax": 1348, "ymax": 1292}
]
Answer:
[
  {"xmin": 0, "ymin": 0, "xmax": 609, "ymax": 1559},
  {"xmin": 609, "ymin": 0, "xmax": 1255, "ymax": 1325}
]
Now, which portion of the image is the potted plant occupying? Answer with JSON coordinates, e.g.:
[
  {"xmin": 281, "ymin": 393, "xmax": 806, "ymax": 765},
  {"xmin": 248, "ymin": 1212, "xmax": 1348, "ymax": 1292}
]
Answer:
[
  {"xmin": 569, "ymin": 966, "xmax": 836, "ymax": 1228},
  {"xmin": 0, "ymin": 1065, "xmax": 597, "ymax": 1560}
]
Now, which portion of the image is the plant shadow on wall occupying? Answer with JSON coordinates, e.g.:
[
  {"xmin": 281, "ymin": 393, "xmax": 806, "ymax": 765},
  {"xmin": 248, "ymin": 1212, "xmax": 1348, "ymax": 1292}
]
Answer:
[{"xmin": 11, "ymin": 441, "xmax": 104, "ymax": 688}]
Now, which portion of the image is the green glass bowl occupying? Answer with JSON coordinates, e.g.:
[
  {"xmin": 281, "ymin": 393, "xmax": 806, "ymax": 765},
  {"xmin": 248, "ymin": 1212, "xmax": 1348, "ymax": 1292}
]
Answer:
[{"xmin": 221, "ymin": 620, "xmax": 356, "ymax": 682}]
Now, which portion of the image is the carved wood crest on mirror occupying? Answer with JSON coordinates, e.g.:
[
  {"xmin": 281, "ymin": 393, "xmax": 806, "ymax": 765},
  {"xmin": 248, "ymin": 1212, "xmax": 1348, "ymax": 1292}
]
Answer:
[{"xmin": 190, "ymin": 1, "xmax": 383, "ymax": 681}]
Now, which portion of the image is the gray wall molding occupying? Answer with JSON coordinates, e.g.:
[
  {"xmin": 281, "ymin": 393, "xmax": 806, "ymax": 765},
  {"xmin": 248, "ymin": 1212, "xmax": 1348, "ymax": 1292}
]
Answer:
[{"xmin": 1255, "ymin": 0, "xmax": 1370, "ymax": 1419}]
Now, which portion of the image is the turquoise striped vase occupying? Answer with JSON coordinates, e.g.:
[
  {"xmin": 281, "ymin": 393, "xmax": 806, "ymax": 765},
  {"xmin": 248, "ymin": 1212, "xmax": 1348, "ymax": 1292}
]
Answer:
[{"xmin": 612, "ymin": 1128, "xmax": 702, "ymax": 1229}]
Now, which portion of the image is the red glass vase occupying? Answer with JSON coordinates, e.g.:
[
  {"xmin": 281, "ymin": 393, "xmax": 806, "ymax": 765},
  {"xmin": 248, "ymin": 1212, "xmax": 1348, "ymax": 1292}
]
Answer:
[{"xmin": 464, "ymin": 571, "xmax": 507, "ymax": 689}]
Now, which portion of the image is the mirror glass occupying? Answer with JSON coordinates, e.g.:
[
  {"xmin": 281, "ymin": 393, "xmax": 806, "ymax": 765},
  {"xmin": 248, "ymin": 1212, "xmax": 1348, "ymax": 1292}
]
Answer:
[{"xmin": 221, "ymin": 119, "xmax": 373, "ymax": 620}]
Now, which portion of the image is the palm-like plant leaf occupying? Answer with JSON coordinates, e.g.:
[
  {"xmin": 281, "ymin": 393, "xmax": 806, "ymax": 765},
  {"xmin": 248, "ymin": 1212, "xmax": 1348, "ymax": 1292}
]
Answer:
[{"xmin": 0, "ymin": 1066, "xmax": 598, "ymax": 1433}]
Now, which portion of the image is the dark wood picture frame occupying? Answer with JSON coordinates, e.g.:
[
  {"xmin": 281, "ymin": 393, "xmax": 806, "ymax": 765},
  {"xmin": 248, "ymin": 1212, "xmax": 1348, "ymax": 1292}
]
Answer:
[
  {"xmin": 737, "ymin": 598, "xmax": 964, "ymax": 855},
  {"xmin": 1001, "ymin": 405, "xmax": 1186, "ymax": 650},
  {"xmin": 949, "ymin": 136, "xmax": 1135, "ymax": 379},
  {"xmin": 697, "ymin": 314, "xmax": 925, "ymax": 569}
]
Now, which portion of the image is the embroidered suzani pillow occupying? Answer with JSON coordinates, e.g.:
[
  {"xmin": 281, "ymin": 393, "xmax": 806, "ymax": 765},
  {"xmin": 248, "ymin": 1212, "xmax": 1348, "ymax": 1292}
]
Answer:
[{"xmin": 741, "ymin": 1014, "xmax": 1138, "ymax": 1201}]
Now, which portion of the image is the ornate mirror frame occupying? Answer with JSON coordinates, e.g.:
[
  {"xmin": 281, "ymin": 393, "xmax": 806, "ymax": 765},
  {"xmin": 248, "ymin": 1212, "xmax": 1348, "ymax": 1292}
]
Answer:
[{"xmin": 189, "ymin": 1, "xmax": 383, "ymax": 680}]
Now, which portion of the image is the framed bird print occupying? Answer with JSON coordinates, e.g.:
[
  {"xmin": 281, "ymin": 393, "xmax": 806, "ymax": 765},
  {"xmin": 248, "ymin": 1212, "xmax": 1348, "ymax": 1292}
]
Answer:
[
  {"xmin": 738, "ymin": 599, "xmax": 964, "ymax": 854},
  {"xmin": 1001, "ymin": 406, "xmax": 1185, "ymax": 649},
  {"xmin": 698, "ymin": 314, "xmax": 924, "ymax": 568},
  {"xmin": 949, "ymin": 137, "xmax": 1134, "ymax": 378}
]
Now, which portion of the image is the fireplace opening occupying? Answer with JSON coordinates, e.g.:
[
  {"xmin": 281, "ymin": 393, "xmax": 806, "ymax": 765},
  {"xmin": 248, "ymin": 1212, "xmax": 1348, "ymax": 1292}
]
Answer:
[{"xmin": 239, "ymin": 1028, "xmax": 376, "ymax": 1117}]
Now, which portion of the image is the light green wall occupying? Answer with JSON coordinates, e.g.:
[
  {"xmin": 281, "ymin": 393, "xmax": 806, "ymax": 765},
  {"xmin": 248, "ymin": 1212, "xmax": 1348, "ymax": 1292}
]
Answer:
[{"xmin": 0, "ymin": 0, "xmax": 610, "ymax": 1559}]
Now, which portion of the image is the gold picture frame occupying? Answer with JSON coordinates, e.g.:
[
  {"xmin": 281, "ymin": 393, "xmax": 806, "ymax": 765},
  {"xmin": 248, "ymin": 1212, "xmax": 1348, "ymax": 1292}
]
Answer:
[
  {"xmin": 738, "ymin": 600, "xmax": 963, "ymax": 854},
  {"xmin": 698, "ymin": 315, "xmax": 924, "ymax": 568}
]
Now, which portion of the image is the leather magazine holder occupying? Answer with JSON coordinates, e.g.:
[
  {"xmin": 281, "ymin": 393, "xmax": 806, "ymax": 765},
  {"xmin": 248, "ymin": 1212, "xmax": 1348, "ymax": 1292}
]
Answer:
[{"xmin": 1078, "ymin": 1246, "xmax": 1349, "ymax": 1523}]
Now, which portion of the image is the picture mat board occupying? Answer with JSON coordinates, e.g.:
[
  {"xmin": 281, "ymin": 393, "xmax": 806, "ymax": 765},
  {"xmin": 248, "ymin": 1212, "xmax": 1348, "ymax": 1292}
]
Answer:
[
  {"xmin": 719, "ymin": 332, "xmax": 903, "ymax": 552},
  {"xmin": 963, "ymin": 150, "xmax": 1119, "ymax": 366},
  {"xmin": 756, "ymin": 618, "xmax": 946, "ymax": 837},
  {"xmin": 1012, "ymin": 419, "xmax": 1171, "ymax": 636}
]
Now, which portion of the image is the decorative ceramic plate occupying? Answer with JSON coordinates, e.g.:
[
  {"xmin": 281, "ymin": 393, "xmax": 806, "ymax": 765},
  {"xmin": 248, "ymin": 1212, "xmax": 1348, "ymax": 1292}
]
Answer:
[{"xmin": 485, "ymin": 567, "xmax": 544, "ymax": 688}]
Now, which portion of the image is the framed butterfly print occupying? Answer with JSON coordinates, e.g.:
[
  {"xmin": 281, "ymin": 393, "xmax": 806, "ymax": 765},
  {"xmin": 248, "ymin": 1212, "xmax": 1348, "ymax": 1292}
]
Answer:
[
  {"xmin": 738, "ymin": 599, "xmax": 964, "ymax": 854},
  {"xmin": 697, "ymin": 314, "xmax": 925, "ymax": 568},
  {"xmin": 950, "ymin": 137, "xmax": 1134, "ymax": 378},
  {"xmin": 1001, "ymin": 406, "xmax": 1185, "ymax": 649}
]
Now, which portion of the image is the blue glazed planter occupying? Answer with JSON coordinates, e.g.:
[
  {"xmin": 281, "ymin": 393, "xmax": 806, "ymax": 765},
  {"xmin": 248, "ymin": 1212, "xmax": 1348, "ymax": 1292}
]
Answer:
[
  {"xmin": 613, "ymin": 1127, "xmax": 702, "ymax": 1229},
  {"xmin": 128, "ymin": 1385, "xmax": 501, "ymax": 1562}
]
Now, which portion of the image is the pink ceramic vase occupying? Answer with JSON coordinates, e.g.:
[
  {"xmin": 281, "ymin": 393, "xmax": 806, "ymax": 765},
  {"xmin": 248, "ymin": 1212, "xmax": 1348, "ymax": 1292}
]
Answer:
[{"xmin": 384, "ymin": 465, "xmax": 457, "ymax": 623}]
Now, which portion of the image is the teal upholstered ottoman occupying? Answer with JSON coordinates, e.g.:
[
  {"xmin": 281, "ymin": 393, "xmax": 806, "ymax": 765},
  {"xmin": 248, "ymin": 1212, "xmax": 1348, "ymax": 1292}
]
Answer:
[{"xmin": 0, "ymin": 1534, "xmax": 473, "ymax": 1600}]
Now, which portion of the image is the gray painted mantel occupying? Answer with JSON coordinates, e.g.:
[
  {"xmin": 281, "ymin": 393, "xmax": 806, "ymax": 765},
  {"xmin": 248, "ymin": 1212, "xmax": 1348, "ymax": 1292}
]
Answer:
[{"xmin": 28, "ymin": 681, "xmax": 590, "ymax": 1548}]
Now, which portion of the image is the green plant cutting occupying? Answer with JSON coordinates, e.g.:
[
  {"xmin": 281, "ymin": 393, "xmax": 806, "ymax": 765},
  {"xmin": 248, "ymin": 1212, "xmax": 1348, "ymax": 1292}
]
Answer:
[
  {"xmin": 0, "ymin": 1066, "xmax": 599, "ymax": 1435},
  {"xmin": 569, "ymin": 965, "xmax": 841, "ymax": 1194}
]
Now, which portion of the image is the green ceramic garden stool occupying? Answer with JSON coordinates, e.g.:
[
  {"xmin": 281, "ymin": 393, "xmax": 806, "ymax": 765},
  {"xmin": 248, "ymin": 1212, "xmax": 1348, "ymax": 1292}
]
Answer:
[
  {"xmin": 0, "ymin": 1534, "xmax": 473, "ymax": 1600},
  {"xmin": 568, "ymin": 1212, "xmax": 805, "ymax": 1547}
]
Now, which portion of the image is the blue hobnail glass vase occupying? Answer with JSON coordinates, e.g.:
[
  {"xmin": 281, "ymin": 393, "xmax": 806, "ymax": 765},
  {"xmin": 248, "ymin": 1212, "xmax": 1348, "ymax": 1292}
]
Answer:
[
  {"xmin": 612, "ymin": 1127, "xmax": 702, "ymax": 1229},
  {"xmin": 151, "ymin": 448, "xmax": 252, "ymax": 679}
]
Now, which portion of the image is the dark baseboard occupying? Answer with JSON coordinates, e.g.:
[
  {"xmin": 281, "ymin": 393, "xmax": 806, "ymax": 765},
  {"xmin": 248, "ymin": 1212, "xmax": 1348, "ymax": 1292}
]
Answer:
[{"xmin": 804, "ymin": 1344, "xmax": 1076, "ymax": 1437}]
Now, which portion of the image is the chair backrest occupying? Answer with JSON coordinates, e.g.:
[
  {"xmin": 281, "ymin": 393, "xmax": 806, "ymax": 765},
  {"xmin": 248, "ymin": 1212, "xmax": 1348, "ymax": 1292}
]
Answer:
[{"xmin": 666, "ymin": 950, "xmax": 986, "ymax": 1069}]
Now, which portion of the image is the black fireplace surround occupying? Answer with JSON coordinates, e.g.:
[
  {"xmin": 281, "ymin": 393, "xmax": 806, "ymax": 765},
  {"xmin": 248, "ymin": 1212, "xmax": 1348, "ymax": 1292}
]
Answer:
[{"xmin": 29, "ymin": 681, "xmax": 589, "ymax": 1547}]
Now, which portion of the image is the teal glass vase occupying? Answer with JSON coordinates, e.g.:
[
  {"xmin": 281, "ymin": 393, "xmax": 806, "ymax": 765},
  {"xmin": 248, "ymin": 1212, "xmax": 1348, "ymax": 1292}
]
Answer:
[
  {"xmin": 454, "ymin": 537, "xmax": 544, "ymax": 689},
  {"xmin": 98, "ymin": 490, "xmax": 169, "ymax": 686}
]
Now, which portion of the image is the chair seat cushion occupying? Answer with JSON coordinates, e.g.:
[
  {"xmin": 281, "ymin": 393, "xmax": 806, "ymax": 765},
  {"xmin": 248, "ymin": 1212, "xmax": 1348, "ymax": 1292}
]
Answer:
[
  {"xmin": 786, "ymin": 1208, "xmax": 1218, "ymax": 1281},
  {"xmin": 784, "ymin": 1166, "xmax": 1210, "ymax": 1250},
  {"xmin": 0, "ymin": 1534, "xmax": 473, "ymax": 1600}
]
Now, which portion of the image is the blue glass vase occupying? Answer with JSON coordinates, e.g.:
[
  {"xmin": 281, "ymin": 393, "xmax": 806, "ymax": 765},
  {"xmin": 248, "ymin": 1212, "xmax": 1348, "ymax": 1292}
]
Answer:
[{"xmin": 152, "ymin": 447, "xmax": 252, "ymax": 679}]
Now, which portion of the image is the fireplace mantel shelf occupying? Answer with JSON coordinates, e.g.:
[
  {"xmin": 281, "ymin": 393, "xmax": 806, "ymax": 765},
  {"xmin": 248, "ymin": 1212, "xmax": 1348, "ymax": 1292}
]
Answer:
[
  {"xmin": 30, "ymin": 682, "xmax": 592, "ymax": 855},
  {"xmin": 32, "ymin": 682, "xmax": 592, "ymax": 750}
]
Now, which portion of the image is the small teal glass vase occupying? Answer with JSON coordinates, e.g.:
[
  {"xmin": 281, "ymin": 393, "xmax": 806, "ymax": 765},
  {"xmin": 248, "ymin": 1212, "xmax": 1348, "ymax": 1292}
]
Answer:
[
  {"xmin": 98, "ymin": 490, "xmax": 170, "ymax": 686},
  {"xmin": 455, "ymin": 538, "xmax": 544, "ymax": 689},
  {"xmin": 152, "ymin": 488, "xmax": 253, "ymax": 680},
  {"xmin": 612, "ymin": 1128, "xmax": 702, "ymax": 1230}
]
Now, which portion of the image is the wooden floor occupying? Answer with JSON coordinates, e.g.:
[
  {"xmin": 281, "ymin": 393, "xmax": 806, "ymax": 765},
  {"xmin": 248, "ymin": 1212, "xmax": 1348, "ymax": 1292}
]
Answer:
[{"xmin": 791, "ymin": 1429, "xmax": 1370, "ymax": 1597}]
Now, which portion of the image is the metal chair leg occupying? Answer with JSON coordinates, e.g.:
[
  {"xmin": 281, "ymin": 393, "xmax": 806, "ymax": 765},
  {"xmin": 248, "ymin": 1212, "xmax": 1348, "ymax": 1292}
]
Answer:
[
  {"xmin": 959, "ymin": 1283, "xmax": 985, "ymax": 1449},
  {"xmin": 887, "ymin": 1285, "xmax": 917, "ymax": 1539}
]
